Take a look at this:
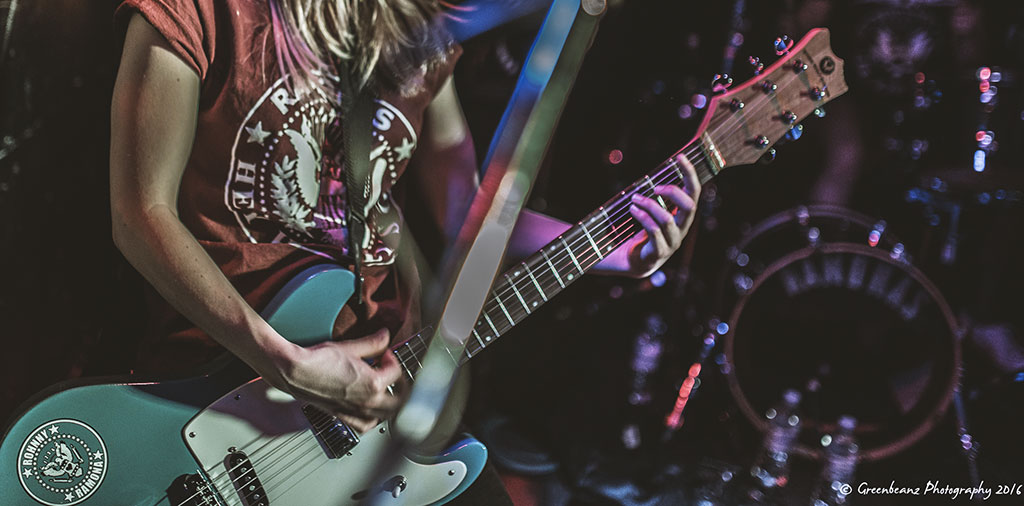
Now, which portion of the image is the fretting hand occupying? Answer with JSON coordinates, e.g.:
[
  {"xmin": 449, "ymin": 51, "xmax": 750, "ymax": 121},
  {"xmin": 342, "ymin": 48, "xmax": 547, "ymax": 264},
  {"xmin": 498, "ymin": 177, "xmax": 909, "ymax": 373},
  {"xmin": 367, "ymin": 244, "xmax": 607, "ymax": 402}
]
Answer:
[{"xmin": 621, "ymin": 153, "xmax": 701, "ymax": 278}]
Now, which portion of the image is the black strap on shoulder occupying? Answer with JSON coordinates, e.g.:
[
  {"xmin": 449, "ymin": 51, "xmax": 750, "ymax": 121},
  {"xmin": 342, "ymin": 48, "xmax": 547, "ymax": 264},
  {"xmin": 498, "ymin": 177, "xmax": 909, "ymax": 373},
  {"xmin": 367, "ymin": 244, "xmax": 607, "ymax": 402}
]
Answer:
[{"xmin": 338, "ymin": 70, "xmax": 375, "ymax": 304}]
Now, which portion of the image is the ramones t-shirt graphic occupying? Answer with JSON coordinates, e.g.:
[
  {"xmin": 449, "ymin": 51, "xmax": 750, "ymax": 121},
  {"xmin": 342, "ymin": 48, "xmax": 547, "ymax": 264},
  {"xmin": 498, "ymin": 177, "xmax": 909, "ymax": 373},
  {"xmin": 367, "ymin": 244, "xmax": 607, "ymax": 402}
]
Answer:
[{"xmin": 227, "ymin": 75, "xmax": 419, "ymax": 267}]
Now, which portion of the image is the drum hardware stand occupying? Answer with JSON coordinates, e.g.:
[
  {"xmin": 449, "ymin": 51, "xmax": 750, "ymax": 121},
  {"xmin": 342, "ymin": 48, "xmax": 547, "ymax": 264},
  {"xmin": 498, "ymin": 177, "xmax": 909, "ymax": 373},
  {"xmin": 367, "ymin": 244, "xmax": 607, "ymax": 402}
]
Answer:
[
  {"xmin": 952, "ymin": 384, "xmax": 983, "ymax": 501},
  {"xmin": 905, "ymin": 186, "xmax": 962, "ymax": 265},
  {"xmin": 662, "ymin": 325, "xmax": 719, "ymax": 439}
]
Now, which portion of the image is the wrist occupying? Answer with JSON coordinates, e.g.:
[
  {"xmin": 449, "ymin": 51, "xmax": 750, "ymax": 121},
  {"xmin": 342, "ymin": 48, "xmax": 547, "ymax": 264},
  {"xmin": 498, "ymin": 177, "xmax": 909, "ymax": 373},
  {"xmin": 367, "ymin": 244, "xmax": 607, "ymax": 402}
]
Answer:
[{"xmin": 250, "ymin": 324, "xmax": 303, "ymax": 390}]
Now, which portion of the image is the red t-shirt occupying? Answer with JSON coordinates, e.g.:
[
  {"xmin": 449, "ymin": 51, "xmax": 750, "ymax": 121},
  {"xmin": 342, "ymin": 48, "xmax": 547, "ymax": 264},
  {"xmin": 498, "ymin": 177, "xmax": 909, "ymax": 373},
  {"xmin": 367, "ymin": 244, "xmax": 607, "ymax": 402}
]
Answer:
[{"xmin": 115, "ymin": 0, "xmax": 460, "ymax": 373}]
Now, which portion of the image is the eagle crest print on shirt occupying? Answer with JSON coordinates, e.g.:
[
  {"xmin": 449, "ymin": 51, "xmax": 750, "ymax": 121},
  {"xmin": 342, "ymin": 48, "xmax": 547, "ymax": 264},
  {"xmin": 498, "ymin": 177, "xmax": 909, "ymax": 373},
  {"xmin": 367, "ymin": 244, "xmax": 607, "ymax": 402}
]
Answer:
[{"xmin": 226, "ymin": 75, "xmax": 416, "ymax": 266}]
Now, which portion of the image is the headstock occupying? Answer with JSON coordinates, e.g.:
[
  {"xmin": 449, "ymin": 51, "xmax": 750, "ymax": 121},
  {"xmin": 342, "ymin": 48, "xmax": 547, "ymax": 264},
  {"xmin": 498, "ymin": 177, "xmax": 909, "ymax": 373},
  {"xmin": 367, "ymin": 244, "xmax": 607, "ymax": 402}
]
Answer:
[{"xmin": 693, "ymin": 28, "xmax": 848, "ymax": 171}]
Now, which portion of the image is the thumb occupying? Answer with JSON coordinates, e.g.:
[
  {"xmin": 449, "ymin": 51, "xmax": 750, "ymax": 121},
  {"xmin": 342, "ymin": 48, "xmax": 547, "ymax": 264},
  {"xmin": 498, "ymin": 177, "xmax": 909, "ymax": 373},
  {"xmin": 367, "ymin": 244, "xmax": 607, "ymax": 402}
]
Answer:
[{"xmin": 337, "ymin": 328, "xmax": 391, "ymax": 359}]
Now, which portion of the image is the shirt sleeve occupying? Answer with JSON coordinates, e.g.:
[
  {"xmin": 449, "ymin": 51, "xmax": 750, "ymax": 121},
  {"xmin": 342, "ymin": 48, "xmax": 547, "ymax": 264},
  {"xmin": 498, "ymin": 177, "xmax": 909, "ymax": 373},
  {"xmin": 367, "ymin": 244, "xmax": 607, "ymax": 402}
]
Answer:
[{"xmin": 115, "ymin": 0, "xmax": 216, "ymax": 80}]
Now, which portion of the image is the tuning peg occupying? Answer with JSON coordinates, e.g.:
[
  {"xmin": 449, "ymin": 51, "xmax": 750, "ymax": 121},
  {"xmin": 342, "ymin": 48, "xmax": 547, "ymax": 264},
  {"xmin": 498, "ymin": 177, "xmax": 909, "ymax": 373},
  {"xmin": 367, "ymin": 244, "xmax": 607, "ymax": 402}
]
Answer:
[
  {"xmin": 810, "ymin": 86, "xmax": 827, "ymax": 101},
  {"xmin": 813, "ymin": 106, "xmax": 826, "ymax": 118},
  {"xmin": 748, "ymin": 56, "xmax": 764, "ymax": 76},
  {"xmin": 774, "ymin": 35, "xmax": 794, "ymax": 56},
  {"xmin": 711, "ymin": 73, "xmax": 733, "ymax": 93},
  {"xmin": 758, "ymin": 147, "xmax": 777, "ymax": 164},
  {"xmin": 791, "ymin": 59, "xmax": 808, "ymax": 73},
  {"xmin": 784, "ymin": 124, "xmax": 804, "ymax": 142}
]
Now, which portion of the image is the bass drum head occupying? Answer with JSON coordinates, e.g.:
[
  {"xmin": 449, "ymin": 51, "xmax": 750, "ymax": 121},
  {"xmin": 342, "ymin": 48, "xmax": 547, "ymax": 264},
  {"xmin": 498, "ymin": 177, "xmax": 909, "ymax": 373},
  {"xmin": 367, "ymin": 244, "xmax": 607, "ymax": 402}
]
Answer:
[{"xmin": 723, "ymin": 242, "xmax": 960, "ymax": 462}]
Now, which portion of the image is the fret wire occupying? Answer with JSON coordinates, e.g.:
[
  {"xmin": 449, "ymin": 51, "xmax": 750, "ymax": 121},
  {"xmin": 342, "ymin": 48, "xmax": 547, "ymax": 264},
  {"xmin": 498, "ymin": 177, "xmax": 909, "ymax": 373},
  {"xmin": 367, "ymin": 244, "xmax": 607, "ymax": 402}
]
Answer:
[
  {"xmin": 522, "ymin": 261, "xmax": 547, "ymax": 301},
  {"xmin": 494, "ymin": 295, "xmax": 516, "ymax": 326},
  {"xmin": 494, "ymin": 148, "xmax": 701, "ymax": 314},
  {"xmin": 482, "ymin": 312, "xmax": 500, "ymax": 338},
  {"xmin": 405, "ymin": 342, "xmax": 422, "ymax": 369},
  {"xmin": 505, "ymin": 273, "xmax": 532, "ymax": 314},
  {"xmin": 540, "ymin": 249, "xmax": 565, "ymax": 288},
  {"xmin": 579, "ymin": 221, "xmax": 604, "ymax": 260},
  {"xmin": 460, "ymin": 142, "xmax": 711, "ymax": 361},
  {"xmin": 394, "ymin": 350, "xmax": 415, "ymax": 380},
  {"xmin": 472, "ymin": 328, "xmax": 487, "ymax": 348},
  {"xmin": 559, "ymin": 236, "xmax": 583, "ymax": 274},
  {"xmin": 643, "ymin": 174, "xmax": 667, "ymax": 209},
  {"xmin": 475, "ymin": 146, "xmax": 702, "ymax": 327},
  {"xmin": 456, "ymin": 117, "xmax": 757, "ymax": 363},
  {"xmin": 670, "ymin": 160, "xmax": 686, "ymax": 181}
]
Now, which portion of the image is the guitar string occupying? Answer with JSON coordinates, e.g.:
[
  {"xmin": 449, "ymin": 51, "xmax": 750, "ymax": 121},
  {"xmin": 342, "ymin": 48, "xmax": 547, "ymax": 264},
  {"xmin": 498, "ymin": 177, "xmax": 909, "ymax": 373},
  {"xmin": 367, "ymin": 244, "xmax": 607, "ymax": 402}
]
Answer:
[
  {"xmin": 243, "ymin": 76, "xmax": 820, "ymax": 501},
  {"xmin": 177, "ymin": 70, "xmax": 817, "ymax": 506},
  {"xmin": 219, "ymin": 164, "xmax": 701, "ymax": 506},
  {"xmin": 460, "ymin": 69, "xmax": 819, "ymax": 348},
  {"xmin": 392, "ymin": 150, "xmax": 702, "ymax": 368},
  {"xmin": 176, "ymin": 149, "xmax": 706, "ymax": 506},
  {"xmin": 391, "ymin": 64, "xmax": 817, "ymax": 365}
]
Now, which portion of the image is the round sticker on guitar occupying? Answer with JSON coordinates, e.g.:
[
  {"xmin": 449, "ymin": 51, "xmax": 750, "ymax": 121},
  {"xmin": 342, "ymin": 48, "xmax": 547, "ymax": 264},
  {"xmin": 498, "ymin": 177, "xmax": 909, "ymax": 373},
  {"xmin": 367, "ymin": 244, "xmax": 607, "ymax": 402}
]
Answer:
[{"xmin": 17, "ymin": 419, "xmax": 108, "ymax": 505}]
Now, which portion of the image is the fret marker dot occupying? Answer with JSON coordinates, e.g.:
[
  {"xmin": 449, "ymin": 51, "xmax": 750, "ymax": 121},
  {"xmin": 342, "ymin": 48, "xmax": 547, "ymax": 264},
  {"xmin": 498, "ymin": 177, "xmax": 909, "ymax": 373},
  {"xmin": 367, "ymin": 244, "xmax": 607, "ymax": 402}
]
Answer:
[
  {"xmin": 567, "ymin": 274, "xmax": 575, "ymax": 280},
  {"xmin": 485, "ymin": 336, "xmax": 492, "ymax": 341},
  {"xmin": 532, "ymin": 302, "xmax": 538, "ymax": 307},
  {"xmin": 514, "ymin": 271, "xmax": 520, "ymax": 276}
]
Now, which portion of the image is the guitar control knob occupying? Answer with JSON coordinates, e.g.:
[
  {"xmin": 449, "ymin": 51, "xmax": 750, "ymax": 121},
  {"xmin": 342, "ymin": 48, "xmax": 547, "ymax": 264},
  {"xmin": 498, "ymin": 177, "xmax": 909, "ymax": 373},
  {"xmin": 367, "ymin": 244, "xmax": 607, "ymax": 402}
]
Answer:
[
  {"xmin": 792, "ymin": 59, "xmax": 808, "ymax": 73},
  {"xmin": 774, "ymin": 35, "xmax": 794, "ymax": 55},
  {"xmin": 810, "ymin": 86, "xmax": 826, "ymax": 100},
  {"xmin": 748, "ymin": 56, "xmax": 764, "ymax": 75},
  {"xmin": 712, "ymin": 73, "xmax": 734, "ymax": 93},
  {"xmin": 755, "ymin": 135, "xmax": 770, "ymax": 148},
  {"xmin": 782, "ymin": 111, "xmax": 798, "ymax": 124},
  {"xmin": 730, "ymin": 99, "xmax": 745, "ymax": 111},
  {"xmin": 785, "ymin": 124, "xmax": 804, "ymax": 141},
  {"xmin": 761, "ymin": 80, "xmax": 778, "ymax": 94}
]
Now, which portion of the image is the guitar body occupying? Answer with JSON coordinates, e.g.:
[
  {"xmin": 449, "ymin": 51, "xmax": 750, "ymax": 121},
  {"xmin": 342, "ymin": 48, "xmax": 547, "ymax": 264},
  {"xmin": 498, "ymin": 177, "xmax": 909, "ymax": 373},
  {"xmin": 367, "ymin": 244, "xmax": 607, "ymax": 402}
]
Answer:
[{"xmin": 0, "ymin": 265, "xmax": 486, "ymax": 506}]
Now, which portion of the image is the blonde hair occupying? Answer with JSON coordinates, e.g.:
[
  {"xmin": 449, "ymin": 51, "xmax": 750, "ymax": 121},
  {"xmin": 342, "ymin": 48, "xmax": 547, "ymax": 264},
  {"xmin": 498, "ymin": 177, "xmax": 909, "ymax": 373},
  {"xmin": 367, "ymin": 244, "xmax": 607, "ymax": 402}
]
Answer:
[{"xmin": 268, "ymin": 0, "xmax": 449, "ymax": 95}]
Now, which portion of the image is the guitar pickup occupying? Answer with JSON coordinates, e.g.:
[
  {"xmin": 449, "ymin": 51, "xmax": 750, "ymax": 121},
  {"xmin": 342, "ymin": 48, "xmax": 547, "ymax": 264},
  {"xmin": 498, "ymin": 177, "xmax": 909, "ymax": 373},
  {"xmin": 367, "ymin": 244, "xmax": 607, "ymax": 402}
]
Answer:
[
  {"xmin": 226, "ymin": 450, "xmax": 268, "ymax": 506},
  {"xmin": 301, "ymin": 404, "xmax": 360, "ymax": 458}
]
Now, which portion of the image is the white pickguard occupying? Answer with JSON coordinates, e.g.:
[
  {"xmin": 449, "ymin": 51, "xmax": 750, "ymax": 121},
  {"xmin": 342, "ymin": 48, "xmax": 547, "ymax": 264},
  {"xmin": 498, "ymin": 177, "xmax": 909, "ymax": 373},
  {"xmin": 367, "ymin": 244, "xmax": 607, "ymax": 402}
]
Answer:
[{"xmin": 182, "ymin": 379, "xmax": 466, "ymax": 505}]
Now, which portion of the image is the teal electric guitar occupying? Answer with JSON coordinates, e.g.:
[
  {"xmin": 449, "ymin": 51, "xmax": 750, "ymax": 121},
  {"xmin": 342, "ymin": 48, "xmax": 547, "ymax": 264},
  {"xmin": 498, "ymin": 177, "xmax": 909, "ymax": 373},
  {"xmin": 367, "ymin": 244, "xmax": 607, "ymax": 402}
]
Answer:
[{"xmin": 0, "ymin": 29, "xmax": 845, "ymax": 506}]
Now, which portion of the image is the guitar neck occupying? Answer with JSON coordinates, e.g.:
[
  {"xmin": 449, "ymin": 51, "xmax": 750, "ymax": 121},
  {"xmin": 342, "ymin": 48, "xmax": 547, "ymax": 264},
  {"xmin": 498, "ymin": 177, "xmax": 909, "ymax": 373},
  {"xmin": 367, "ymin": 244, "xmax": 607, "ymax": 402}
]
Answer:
[{"xmin": 393, "ymin": 137, "xmax": 717, "ymax": 376}]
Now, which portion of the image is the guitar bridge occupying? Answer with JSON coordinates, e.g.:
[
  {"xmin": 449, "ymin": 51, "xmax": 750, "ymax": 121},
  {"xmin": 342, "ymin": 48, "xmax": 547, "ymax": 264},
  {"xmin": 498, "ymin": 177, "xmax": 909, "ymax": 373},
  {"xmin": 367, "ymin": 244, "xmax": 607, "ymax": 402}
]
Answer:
[
  {"xmin": 168, "ymin": 473, "xmax": 222, "ymax": 506},
  {"xmin": 226, "ymin": 450, "xmax": 268, "ymax": 506},
  {"xmin": 302, "ymin": 404, "xmax": 360, "ymax": 458}
]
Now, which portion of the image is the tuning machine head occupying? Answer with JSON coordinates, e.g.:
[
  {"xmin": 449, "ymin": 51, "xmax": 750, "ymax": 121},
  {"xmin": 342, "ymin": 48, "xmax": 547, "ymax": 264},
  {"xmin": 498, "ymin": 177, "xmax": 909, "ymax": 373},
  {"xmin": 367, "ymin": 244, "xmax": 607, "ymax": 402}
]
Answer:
[
  {"xmin": 774, "ymin": 35, "xmax": 794, "ymax": 55},
  {"xmin": 748, "ymin": 56, "xmax": 764, "ymax": 76},
  {"xmin": 712, "ymin": 73, "xmax": 734, "ymax": 93},
  {"xmin": 810, "ymin": 86, "xmax": 827, "ymax": 101},
  {"xmin": 758, "ymin": 147, "xmax": 777, "ymax": 164},
  {"xmin": 785, "ymin": 124, "xmax": 804, "ymax": 141}
]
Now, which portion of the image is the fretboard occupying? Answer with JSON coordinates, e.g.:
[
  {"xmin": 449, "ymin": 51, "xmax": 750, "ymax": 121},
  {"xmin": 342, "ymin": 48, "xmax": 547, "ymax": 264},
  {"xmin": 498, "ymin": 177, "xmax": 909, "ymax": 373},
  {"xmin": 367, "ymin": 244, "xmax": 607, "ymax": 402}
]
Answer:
[{"xmin": 393, "ymin": 138, "xmax": 716, "ymax": 377}]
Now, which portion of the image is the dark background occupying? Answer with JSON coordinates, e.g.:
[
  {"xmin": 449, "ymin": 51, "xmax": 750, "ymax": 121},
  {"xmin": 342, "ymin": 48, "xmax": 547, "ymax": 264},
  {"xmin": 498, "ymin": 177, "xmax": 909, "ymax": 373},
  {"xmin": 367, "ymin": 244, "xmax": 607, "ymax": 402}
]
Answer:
[{"xmin": 3, "ymin": 1, "xmax": 1024, "ymax": 504}]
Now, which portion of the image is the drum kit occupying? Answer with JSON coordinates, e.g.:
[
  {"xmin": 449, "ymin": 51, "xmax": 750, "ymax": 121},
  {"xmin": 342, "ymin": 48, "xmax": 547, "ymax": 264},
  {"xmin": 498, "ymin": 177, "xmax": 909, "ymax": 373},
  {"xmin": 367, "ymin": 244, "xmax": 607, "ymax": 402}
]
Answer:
[{"xmin": 602, "ymin": 3, "xmax": 1024, "ymax": 501}]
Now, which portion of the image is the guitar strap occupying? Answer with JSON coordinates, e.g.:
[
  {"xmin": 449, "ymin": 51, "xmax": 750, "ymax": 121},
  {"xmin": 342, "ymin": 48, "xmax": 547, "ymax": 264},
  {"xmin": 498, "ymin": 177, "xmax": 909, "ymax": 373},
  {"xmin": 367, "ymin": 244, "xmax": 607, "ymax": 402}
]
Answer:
[{"xmin": 337, "ymin": 69, "xmax": 374, "ymax": 305}]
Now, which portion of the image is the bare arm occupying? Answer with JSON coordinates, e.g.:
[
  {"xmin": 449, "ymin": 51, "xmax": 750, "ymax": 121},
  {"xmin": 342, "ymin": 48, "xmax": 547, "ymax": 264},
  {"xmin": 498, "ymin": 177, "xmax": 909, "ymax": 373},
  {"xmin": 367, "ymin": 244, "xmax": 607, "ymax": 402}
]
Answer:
[
  {"xmin": 110, "ymin": 14, "xmax": 399, "ymax": 431},
  {"xmin": 412, "ymin": 77, "xmax": 700, "ymax": 278}
]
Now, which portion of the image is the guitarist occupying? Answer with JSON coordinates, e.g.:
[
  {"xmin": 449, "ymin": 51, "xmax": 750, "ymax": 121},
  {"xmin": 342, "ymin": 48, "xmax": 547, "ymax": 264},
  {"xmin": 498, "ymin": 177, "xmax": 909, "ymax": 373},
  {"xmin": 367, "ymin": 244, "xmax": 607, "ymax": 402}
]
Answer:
[{"xmin": 109, "ymin": 0, "xmax": 700, "ymax": 502}]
